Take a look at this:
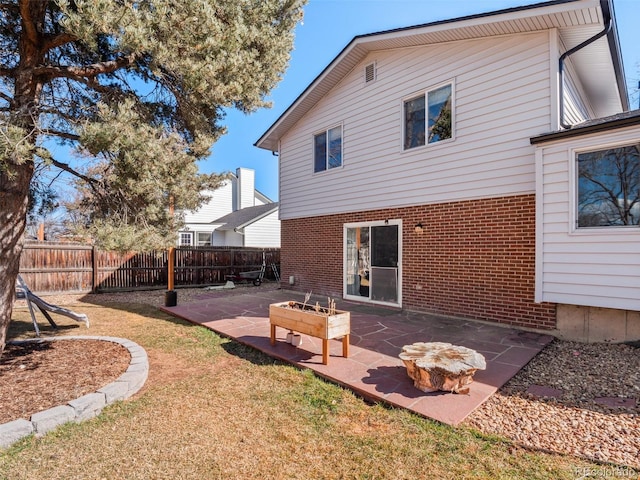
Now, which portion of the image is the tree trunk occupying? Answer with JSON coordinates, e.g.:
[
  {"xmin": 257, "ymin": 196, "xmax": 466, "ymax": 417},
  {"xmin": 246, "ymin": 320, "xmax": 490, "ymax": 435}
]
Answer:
[
  {"xmin": 0, "ymin": 162, "xmax": 33, "ymax": 356},
  {"xmin": 0, "ymin": 0, "xmax": 48, "ymax": 356}
]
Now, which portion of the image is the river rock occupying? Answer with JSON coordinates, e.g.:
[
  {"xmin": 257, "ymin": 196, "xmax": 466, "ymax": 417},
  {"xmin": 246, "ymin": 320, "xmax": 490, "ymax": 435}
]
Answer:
[{"xmin": 399, "ymin": 342, "xmax": 486, "ymax": 394}]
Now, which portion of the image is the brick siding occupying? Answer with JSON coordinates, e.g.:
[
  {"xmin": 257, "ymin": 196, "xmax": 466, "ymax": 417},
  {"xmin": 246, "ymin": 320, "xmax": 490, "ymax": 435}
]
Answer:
[{"xmin": 281, "ymin": 194, "xmax": 556, "ymax": 330}]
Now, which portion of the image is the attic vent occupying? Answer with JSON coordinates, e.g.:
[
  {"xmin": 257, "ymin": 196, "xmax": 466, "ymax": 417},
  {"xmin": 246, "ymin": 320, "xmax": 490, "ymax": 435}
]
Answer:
[{"xmin": 365, "ymin": 62, "xmax": 376, "ymax": 84}]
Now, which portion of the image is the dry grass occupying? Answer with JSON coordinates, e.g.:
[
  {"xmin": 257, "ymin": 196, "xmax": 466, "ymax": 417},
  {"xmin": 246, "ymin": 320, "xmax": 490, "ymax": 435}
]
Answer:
[{"xmin": 0, "ymin": 292, "xmax": 635, "ymax": 480}]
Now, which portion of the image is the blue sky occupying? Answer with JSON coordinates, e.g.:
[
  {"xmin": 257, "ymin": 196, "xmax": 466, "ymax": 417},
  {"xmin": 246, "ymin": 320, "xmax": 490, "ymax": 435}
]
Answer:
[{"xmin": 203, "ymin": 0, "xmax": 640, "ymax": 201}]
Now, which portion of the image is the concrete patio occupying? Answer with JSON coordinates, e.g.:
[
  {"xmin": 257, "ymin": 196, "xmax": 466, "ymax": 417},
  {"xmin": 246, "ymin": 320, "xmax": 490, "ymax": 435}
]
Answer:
[{"xmin": 161, "ymin": 285, "xmax": 553, "ymax": 426}]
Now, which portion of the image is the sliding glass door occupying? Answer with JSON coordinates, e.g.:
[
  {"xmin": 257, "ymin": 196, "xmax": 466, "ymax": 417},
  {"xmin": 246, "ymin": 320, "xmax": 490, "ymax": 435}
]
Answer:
[{"xmin": 344, "ymin": 220, "xmax": 401, "ymax": 306}]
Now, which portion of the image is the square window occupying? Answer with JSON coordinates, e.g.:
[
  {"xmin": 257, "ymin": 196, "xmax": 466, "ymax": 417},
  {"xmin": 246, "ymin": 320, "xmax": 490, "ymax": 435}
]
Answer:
[
  {"xmin": 404, "ymin": 83, "xmax": 452, "ymax": 150},
  {"xmin": 179, "ymin": 232, "xmax": 193, "ymax": 246},
  {"xmin": 314, "ymin": 125, "xmax": 342, "ymax": 172},
  {"xmin": 196, "ymin": 232, "xmax": 211, "ymax": 246},
  {"xmin": 577, "ymin": 144, "xmax": 640, "ymax": 227}
]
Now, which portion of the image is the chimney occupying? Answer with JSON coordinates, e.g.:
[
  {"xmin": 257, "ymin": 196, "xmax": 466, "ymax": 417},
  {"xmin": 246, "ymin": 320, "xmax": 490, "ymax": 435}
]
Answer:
[{"xmin": 236, "ymin": 167, "xmax": 255, "ymax": 210}]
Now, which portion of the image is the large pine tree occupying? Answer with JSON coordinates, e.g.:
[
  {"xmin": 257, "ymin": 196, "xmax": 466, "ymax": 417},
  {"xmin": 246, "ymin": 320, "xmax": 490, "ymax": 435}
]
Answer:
[{"xmin": 0, "ymin": 0, "xmax": 305, "ymax": 354}]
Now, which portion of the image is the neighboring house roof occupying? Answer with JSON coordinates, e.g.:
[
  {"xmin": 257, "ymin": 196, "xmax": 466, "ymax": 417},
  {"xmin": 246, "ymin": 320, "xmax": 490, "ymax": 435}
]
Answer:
[
  {"xmin": 213, "ymin": 203, "xmax": 279, "ymax": 231},
  {"xmin": 256, "ymin": 0, "xmax": 627, "ymax": 152},
  {"xmin": 531, "ymin": 108, "xmax": 640, "ymax": 144}
]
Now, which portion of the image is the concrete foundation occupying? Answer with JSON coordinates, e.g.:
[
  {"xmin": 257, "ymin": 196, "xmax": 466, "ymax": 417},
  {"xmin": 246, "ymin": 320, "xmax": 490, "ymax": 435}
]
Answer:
[{"xmin": 555, "ymin": 304, "xmax": 640, "ymax": 343}]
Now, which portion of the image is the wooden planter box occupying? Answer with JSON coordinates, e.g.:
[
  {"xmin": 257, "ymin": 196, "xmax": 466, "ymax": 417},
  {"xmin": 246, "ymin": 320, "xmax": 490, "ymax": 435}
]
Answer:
[{"xmin": 269, "ymin": 301, "xmax": 350, "ymax": 365}]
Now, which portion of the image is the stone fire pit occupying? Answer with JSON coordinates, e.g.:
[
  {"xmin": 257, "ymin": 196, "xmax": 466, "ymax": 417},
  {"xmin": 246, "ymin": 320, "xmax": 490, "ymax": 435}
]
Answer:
[{"xmin": 399, "ymin": 342, "xmax": 486, "ymax": 394}]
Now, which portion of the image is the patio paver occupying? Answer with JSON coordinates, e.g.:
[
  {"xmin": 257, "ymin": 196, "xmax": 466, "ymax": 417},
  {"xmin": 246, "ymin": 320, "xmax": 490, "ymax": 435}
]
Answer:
[{"xmin": 161, "ymin": 287, "xmax": 553, "ymax": 426}]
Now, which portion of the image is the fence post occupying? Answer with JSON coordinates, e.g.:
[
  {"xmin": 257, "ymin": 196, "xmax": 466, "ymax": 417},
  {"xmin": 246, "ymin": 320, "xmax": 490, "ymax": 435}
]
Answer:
[
  {"xmin": 92, "ymin": 245, "xmax": 98, "ymax": 293},
  {"xmin": 165, "ymin": 246, "xmax": 177, "ymax": 306}
]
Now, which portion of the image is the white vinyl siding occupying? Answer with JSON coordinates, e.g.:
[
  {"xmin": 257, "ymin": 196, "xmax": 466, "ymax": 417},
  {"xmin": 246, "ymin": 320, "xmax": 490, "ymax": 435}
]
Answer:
[
  {"xmin": 558, "ymin": 38, "xmax": 594, "ymax": 126},
  {"xmin": 278, "ymin": 32, "xmax": 552, "ymax": 220},
  {"xmin": 245, "ymin": 210, "xmax": 281, "ymax": 248},
  {"xmin": 536, "ymin": 127, "xmax": 640, "ymax": 311},
  {"xmin": 563, "ymin": 74, "xmax": 591, "ymax": 125},
  {"xmin": 210, "ymin": 229, "xmax": 226, "ymax": 246},
  {"xmin": 236, "ymin": 168, "xmax": 256, "ymax": 210},
  {"xmin": 183, "ymin": 181, "xmax": 233, "ymax": 224}
]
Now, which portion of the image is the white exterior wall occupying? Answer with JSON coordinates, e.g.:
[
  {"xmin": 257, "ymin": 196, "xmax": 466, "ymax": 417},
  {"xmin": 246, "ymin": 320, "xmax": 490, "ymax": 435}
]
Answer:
[
  {"xmin": 563, "ymin": 72, "xmax": 591, "ymax": 125},
  {"xmin": 244, "ymin": 210, "xmax": 281, "ymax": 248},
  {"xmin": 536, "ymin": 127, "xmax": 640, "ymax": 311},
  {"xmin": 183, "ymin": 181, "xmax": 234, "ymax": 227},
  {"xmin": 278, "ymin": 31, "xmax": 554, "ymax": 220},
  {"xmin": 210, "ymin": 229, "xmax": 226, "ymax": 246},
  {"xmin": 559, "ymin": 37, "xmax": 593, "ymax": 126},
  {"xmin": 223, "ymin": 230, "xmax": 244, "ymax": 247},
  {"xmin": 235, "ymin": 167, "xmax": 256, "ymax": 210}
]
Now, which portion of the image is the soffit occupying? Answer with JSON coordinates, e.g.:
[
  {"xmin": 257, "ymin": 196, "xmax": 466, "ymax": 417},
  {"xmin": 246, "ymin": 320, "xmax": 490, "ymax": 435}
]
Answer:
[{"xmin": 256, "ymin": 0, "xmax": 623, "ymax": 152}]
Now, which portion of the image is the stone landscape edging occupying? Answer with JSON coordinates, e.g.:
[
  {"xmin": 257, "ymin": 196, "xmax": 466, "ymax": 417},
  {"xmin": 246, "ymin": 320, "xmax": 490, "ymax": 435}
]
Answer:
[{"xmin": 0, "ymin": 336, "xmax": 148, "ymax": 449}]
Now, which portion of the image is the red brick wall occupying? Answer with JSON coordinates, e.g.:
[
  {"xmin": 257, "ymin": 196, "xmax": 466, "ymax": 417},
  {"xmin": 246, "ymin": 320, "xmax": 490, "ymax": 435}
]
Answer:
[{"xmin": 281, "ymin": 194, "xmax": 556, "ymax": 330}]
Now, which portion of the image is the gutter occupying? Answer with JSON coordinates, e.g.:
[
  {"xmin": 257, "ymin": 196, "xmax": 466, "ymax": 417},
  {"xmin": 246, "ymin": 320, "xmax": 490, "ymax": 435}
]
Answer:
[{"xmin": 558, "ymin": 15, "xmax": 612, "ymax": 129}]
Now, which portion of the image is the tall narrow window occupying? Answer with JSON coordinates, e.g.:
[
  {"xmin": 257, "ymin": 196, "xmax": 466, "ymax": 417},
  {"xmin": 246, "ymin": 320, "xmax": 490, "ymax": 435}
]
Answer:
[
  {"xmin": 314, "ymin": 125, "xmax": 342, "ymax": 172},
  {"xmin": 577, "ymin": 144, "xmax": 640, "ymax": 227},
  {"xmin": 428, "ymin": 84, "xmax": 452, "ymax": 143},
  {"xmin": 404, "ymin": 83, "xmax": 453, "ymax": 150},
  {"xmin": 404, "ymin": 96, "xmax": 425, "ymax": 150}
]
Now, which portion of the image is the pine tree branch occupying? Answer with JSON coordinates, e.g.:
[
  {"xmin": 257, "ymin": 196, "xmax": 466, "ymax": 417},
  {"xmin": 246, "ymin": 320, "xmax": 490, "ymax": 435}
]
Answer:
[
  {"xmin": 0, "ymin": 90, "xmax": 13, "ymax": 106},
  {"xmin": 18, "ymin": 0, "xmax": 40, "ymax": 46},
  {"xmin": 34, "ymin": 53, "xmax": 139, "ymax": 81},
  {"xmin": 0, "ymin": 2, "xmax": 19, "ymax": 13},
  {"xmin": 41, "ymin": 129, "xmax": 80, "ymax": 141},
  {"xmin": 49, "ymin": 156, "xmax": 96, "ymax": 186},
  {"xmin": 43, "ymin": 32, "xmax": 76, "ymax": 52}
]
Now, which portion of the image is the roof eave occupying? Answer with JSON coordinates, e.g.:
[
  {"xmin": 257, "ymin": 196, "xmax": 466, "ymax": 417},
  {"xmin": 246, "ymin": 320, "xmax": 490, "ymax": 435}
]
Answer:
[{"xmin": 531, "ymin": 110, "xmax": 640, "ymax": 144}]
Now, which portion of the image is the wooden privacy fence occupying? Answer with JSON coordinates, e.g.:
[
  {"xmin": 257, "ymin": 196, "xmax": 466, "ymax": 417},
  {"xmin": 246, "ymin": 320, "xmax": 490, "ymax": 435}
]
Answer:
[{"xmin": 18, "ymin": 242, "xmax": 280, "ymax": 294}]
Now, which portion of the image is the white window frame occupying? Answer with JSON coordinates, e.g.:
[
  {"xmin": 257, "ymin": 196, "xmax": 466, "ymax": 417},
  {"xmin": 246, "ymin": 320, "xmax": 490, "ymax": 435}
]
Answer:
[
  {"xmin": 196, "ymin": 232, "xmax": 212, "ymax": 246},
  {"xmin": 571, "ymin": 141, "xmax": 640, "ymax": 233},
  {"xmin": 179, "ymin": 232, "xmax": 193, "ymax": 246},
  {"xmin": 178, "ymin": 232, "xmax": 193, "ymax": 247},
  {"xmin": 402, "ymin": 80, "xmax": 455, "ymax": 152},
  {"xmin": 313, "ymin": 123, "xmax": 343, "ymax": 174}
]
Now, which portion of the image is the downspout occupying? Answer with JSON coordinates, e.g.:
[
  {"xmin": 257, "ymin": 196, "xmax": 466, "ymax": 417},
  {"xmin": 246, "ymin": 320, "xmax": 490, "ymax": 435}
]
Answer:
[{"xmin": 558, "ymin": 16, "xmax": 612, "ymax": 129}]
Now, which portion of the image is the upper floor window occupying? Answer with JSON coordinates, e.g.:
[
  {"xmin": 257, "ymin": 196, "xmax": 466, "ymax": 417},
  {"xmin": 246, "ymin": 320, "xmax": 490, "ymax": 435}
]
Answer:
[
  {"xmin": 404, "ymin": 83, "xmax": 453, "ymax": 150},
  {"xmin": 577, "ymin": 144, "xmax": 639, "ymax": 228},
  {"xmin": 314, "ymin": 125, "xmax": 342, "ymax": 173}
]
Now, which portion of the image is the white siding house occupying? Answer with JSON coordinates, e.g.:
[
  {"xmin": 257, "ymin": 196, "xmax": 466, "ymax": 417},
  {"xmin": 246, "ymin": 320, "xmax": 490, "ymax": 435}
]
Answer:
[
  {"xmin": 256, "ymin": 0, "xmax": 639, "ymax": 341},
  {"xmin": 532, "ymin": 112, "xmax": 640, "ymax": 341},
  {"xmin": 179, "ymin": 167, "xmax": 280, "ymax": 248}
]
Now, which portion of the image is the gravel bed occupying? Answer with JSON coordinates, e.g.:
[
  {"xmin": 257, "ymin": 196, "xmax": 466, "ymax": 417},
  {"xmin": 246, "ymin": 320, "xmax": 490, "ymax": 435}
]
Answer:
[
  {"xmin": 13, "ymin": 286, "xmax": 640, "ymax": 469},
  {"xmin": 464, "ymin": 340, "xmax": 640, "ymax": 469}
]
